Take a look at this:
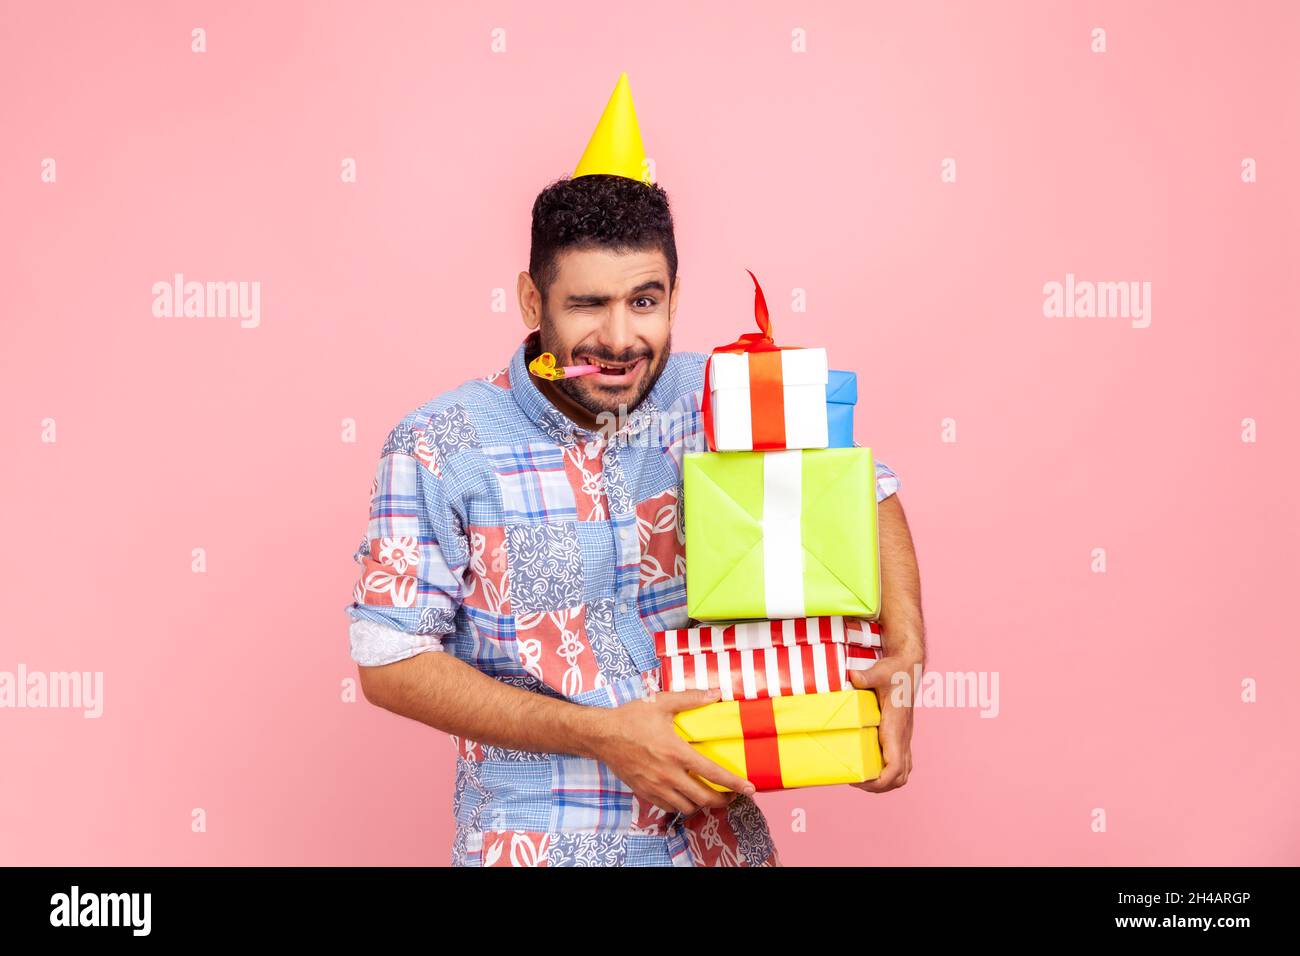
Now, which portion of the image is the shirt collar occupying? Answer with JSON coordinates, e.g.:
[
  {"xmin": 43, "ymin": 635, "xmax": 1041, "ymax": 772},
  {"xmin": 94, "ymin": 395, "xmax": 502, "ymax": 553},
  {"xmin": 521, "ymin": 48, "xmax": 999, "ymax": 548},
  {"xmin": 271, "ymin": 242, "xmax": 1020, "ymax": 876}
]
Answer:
[{"xmin": 509, "ymin": 332, "xmax": 664, "ymax": 447}]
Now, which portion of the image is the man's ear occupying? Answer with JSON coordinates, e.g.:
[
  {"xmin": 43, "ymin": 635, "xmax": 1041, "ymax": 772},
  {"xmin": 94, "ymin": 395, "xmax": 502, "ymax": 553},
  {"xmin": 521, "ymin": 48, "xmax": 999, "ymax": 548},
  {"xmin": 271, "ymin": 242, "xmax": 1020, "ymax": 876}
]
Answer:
[
  {"xmin": 668, "ymin": 273, "xmax": 681, "ymax": 330},
  {"xmin": 518, "ymin": 271, "xmax": 541, "ymax": 330}
]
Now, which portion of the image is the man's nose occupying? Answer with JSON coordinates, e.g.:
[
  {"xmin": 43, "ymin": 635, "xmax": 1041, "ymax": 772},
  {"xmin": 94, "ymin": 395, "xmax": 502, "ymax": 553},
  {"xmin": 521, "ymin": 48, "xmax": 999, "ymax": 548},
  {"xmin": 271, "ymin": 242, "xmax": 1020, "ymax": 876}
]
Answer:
[{"xmin": 596, "ymin": 305, "xmax": 638, "ymax": 356}]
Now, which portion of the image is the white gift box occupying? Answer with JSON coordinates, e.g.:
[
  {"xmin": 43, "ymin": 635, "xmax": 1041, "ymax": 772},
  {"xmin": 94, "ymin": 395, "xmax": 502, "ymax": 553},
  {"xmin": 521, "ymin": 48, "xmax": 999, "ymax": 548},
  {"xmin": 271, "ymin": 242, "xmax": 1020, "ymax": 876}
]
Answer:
[{"xmin": 707, "ymin": 347, "xmax": 830, "ymax": 451}]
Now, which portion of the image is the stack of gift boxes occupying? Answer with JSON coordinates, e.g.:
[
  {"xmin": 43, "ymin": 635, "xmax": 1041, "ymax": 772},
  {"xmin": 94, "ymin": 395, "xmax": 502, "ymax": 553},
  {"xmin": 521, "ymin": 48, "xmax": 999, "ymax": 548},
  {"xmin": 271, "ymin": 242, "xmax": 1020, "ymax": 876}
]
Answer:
[{"xmin": 653, "ymin": 270, "xmax": 887, "ymax": 793}]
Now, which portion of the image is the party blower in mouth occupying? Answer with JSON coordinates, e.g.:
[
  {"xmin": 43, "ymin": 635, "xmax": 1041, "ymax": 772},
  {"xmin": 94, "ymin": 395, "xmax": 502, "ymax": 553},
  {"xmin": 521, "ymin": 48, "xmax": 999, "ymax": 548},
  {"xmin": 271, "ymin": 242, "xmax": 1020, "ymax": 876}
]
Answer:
[{"xmin": 528, "ymin": 352, "xmax": 606, "ymax": 381}]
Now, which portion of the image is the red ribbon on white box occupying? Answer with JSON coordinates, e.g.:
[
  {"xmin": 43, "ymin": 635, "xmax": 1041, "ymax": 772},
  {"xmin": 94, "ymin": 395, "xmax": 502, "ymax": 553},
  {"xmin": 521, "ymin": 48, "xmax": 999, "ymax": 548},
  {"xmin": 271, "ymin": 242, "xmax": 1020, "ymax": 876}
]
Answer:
[{"xmin": 707, "ymin": 349, "xmax": 829, "ymax": 452}]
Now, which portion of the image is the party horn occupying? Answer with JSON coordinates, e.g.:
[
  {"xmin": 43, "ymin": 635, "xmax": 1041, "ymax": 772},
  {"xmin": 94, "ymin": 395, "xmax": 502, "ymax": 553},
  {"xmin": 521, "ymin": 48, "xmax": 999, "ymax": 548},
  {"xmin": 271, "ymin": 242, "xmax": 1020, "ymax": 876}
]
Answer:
[{"xmin": 528, "ymin": 352, "xmax": 603, "ymax": 381}]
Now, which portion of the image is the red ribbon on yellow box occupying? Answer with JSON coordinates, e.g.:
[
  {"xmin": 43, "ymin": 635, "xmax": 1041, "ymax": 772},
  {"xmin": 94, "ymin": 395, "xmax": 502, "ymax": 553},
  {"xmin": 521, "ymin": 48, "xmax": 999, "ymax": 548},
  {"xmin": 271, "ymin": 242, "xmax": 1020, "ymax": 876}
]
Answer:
[
  {"xmin": 738, "ymin": 698, "xmax": 784, "ymax": 791},
  {"xmin": 701, "ymin": 270, "xmax": 800, "ymax": 452},
  {"xmin": 674, "ymin": 689, "xmax": 883, "ymax": 792}
]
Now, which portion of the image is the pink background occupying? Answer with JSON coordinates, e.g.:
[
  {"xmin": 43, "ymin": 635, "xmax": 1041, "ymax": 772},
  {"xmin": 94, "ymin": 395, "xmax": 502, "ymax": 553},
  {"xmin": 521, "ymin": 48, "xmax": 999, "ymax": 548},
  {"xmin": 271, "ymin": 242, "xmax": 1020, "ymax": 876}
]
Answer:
[{"xmin": 2, "ymin": 1, "xmax": 1297, "ymax": 865}]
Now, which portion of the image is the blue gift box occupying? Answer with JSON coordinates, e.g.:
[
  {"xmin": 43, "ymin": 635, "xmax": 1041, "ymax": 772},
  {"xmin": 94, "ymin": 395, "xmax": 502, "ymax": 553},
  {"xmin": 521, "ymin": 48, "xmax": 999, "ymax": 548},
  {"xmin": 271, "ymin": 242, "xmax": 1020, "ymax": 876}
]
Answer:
[{"xmin": 826, "ymin": 370, "xmax": 857, "ymax": 447}]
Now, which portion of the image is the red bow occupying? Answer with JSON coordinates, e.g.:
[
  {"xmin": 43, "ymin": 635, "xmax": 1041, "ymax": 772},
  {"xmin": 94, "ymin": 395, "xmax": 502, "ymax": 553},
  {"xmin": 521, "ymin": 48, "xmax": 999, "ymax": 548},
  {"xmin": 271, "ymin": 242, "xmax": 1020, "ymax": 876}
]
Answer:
[{"xmin": 700, "ymin": 270, "xmax": 796, "ymax": 452}]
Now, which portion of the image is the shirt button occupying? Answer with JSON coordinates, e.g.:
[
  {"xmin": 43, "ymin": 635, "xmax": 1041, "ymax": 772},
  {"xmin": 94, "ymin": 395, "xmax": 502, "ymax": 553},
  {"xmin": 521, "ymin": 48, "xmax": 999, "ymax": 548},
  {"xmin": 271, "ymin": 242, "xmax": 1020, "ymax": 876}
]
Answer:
[{"xmin": 618, "ymin": 603, "xmax": 629, "ymax": 614}]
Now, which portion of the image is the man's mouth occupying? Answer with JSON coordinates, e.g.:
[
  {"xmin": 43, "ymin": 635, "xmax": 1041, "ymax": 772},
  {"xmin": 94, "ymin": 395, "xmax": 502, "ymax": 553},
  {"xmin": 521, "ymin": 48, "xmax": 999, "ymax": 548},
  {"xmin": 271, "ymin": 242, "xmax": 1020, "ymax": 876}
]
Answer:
[{"xmin": 575, "ymin": 354, "xmax": 648, "ymax": 384}]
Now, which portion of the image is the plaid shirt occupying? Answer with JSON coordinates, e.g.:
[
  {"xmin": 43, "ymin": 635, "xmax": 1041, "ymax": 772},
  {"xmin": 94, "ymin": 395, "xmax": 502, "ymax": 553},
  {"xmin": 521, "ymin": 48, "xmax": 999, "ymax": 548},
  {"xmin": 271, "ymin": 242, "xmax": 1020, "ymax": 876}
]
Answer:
[{"xmin": 346, "ymin": 332, "xmax": 900, "ymax": 867}]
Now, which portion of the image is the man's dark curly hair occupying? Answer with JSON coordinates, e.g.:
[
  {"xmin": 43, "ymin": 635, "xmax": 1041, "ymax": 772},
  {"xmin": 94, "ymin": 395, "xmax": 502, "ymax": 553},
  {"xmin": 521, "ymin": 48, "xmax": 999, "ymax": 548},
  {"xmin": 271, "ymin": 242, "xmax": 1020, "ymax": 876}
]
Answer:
[{"xmin": 528, "ymin": 173, "xmax": 678, "ymax": 304}]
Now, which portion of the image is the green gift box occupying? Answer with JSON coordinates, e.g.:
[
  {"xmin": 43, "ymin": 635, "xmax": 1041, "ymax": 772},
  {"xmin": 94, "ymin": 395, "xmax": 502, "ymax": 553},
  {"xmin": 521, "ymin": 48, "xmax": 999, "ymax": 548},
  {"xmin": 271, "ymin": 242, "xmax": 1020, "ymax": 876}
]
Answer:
[{"xmin": 683, "ymin": 447, "xmax": 881, "ymax": 621}]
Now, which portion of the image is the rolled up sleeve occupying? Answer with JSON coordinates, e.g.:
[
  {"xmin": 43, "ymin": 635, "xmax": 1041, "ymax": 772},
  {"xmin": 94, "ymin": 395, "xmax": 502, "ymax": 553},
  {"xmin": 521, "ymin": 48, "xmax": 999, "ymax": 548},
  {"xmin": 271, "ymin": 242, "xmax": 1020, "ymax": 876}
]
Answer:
[
  {"xmin": 874, "ymin": 458, "xmax": 900, "ymax": 502},
  {"xmin": 853, "ymin": 440, "xmax": 901, "ymax": 502},
  {"xmin": 346, "ymin": 425, "xmax": 468, "ymax": 667}
]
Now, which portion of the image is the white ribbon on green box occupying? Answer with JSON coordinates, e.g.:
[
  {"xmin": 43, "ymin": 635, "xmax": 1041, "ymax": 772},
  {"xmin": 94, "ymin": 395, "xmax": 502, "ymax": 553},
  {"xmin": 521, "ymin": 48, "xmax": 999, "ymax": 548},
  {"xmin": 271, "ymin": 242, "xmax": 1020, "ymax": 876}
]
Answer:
[{"xmin": 683, "ymin": 447, "xmax": 881, "ymax": 621}]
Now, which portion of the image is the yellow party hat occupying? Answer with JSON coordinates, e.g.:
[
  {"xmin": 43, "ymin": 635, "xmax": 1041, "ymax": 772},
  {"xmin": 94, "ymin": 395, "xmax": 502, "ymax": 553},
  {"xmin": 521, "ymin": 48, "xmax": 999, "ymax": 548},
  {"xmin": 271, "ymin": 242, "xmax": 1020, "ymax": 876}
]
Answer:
[{"xmin": 573, "ymin": 71, "xmax": 649, "ymax": 183}]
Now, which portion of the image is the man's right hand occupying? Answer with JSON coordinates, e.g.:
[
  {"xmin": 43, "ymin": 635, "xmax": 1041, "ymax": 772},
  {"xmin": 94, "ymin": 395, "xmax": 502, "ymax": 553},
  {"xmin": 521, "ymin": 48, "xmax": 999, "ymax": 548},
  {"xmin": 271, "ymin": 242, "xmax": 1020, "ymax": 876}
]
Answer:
[{"xmin": 588, "ymin": 688, "xmax": 757, "ymax": 817}]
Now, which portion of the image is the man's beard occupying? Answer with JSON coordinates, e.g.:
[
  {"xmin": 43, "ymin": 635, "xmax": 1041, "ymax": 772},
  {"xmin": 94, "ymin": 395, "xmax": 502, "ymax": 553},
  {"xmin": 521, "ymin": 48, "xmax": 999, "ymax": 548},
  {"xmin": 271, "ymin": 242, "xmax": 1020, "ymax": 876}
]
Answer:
[{"xmin": 538, "ymin": 317, "xmax": 671, "ymax": 421}]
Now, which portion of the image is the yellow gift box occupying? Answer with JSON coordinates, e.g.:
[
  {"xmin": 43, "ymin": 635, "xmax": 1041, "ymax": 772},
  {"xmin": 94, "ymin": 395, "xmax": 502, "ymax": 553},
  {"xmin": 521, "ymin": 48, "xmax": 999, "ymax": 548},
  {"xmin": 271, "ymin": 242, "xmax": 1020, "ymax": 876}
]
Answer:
[{"xmin": 672, "ymin": 688, "xmax": 883, "ymax": 792}]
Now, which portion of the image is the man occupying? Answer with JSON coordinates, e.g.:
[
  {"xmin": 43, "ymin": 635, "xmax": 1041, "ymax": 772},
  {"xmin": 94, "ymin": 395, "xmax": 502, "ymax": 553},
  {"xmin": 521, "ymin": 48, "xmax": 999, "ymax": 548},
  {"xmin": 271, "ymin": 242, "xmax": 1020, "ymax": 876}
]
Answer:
[{"xmin": 346, "ymin": 74, "xmax": 925, "ymax": 867}]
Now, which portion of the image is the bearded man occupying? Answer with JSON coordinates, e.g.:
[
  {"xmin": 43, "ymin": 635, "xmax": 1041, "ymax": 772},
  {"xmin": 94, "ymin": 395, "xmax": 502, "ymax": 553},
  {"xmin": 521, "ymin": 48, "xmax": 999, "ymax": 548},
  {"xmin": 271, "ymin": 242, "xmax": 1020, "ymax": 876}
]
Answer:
[{"xmin": 346, "ymin": 75, "xmax": 924, "ymax": 867}]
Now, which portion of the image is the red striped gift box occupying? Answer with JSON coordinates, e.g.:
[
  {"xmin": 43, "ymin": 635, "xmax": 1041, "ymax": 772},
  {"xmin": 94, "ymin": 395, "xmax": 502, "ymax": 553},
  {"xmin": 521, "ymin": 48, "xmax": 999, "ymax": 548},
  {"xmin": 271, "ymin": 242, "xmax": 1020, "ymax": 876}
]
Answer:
[{"xmin": 654, "ymin": 617, "xmax": 883, "ymax": 701}]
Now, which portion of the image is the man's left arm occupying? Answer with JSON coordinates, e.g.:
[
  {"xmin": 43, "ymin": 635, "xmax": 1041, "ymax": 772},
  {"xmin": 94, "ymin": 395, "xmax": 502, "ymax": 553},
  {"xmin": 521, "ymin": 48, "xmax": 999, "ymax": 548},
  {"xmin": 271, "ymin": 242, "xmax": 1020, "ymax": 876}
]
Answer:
[{"xmin": 850, "ymin": 487, "xmax": 925, "ymax": 793}]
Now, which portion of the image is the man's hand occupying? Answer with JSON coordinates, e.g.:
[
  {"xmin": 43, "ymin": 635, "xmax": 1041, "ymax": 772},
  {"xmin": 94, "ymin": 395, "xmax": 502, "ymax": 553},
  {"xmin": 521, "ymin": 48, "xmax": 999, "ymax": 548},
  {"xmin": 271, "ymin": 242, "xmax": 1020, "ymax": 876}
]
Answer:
[
  {"xmin": 589, "ymin": 687, "xmax": 757, "ymax": 816},
  {"xmin": 847, "ymin": 650, "xmax": 921, "ymax": 793},
  {"xmin": 850, "ymin": 492, "xmax": 925, "ymax": 794}
]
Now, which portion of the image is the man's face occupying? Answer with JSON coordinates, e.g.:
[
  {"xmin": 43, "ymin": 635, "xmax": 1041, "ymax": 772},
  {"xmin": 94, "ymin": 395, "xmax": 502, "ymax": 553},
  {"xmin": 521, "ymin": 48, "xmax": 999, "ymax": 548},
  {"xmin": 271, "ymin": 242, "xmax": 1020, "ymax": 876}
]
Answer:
[{"xmin": 533, "ymin": 246, "xmax": 677, "ymax": 421}]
